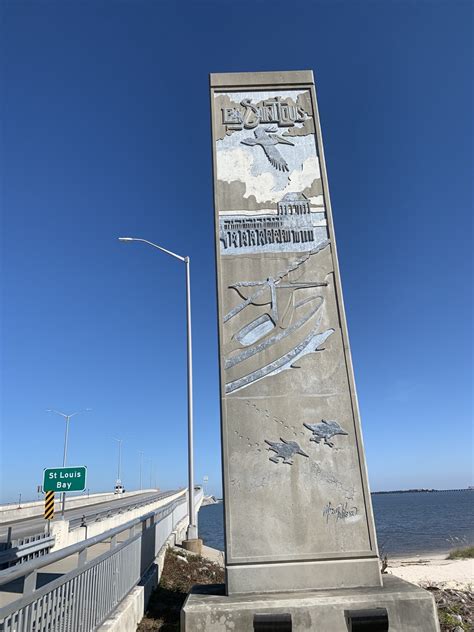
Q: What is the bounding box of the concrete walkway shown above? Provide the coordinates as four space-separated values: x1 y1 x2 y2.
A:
173 543 225 567
0 540 114 608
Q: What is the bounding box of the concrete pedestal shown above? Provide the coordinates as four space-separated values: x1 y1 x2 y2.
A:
227 556 382 595
182 538 203 555
181 575 440 631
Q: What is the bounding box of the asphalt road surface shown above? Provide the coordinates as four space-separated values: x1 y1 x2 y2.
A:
0 490 177 541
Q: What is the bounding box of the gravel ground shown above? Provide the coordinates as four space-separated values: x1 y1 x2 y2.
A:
137 547 225 631
426 585 473 632
137 549 472 631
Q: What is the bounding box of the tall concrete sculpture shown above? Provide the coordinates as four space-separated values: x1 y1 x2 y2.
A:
213 72 380 595
182 70 440 631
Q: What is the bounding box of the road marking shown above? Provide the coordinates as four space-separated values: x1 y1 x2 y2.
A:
44 491 54 520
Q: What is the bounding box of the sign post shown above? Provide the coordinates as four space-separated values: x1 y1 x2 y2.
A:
43 466 87 493
44 490 55 521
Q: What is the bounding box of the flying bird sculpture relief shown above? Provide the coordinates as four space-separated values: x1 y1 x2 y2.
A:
303 420 348 448
264 438 309 465
241 126 294 172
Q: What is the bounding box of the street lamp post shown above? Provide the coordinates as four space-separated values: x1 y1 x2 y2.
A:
138 451 144 490
118 236 197 540
114 438 123 483
46 408 91 518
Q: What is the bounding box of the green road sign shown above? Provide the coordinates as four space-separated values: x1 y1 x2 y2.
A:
43 466 87 492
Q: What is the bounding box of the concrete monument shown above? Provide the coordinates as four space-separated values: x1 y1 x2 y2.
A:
182 70 440 631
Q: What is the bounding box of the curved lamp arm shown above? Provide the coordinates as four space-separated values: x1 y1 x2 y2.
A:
118 237 186 262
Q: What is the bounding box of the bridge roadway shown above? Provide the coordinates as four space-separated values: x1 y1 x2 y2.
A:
0 488 195 617
0 490 176 541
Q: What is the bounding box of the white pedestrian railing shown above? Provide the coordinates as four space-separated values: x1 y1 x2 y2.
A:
0 487 203 632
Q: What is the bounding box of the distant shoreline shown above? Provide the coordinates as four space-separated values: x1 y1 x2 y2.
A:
372 488 472 494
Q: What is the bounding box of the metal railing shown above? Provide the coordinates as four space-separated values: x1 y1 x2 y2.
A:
0 487 203 632
0 534 55 569
0 490 182 568
68 488 180 530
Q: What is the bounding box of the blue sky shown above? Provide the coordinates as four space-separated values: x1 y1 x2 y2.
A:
1 0 472 502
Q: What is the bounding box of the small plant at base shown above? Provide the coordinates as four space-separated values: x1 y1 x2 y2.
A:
447 546 474 560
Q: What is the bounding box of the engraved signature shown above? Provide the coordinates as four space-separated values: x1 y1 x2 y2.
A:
323 501 358 523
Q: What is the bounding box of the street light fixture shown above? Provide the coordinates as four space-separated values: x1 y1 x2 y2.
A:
118 236 197 541
46 408 91 517
138 451 144 490
113 438 123 484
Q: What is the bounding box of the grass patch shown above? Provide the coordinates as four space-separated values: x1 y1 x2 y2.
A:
426 586 473 632
137 547 225 631
447 546 474 560
438 611 468 631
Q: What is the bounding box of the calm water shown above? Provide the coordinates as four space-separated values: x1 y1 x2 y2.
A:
199 491 474 557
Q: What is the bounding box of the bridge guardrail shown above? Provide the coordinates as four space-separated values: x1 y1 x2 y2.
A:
0 490 183 568
0 534 55 568
0 489 159 523
67 488 180 530
0 487 203 632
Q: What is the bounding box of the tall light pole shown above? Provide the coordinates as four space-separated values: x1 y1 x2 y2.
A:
118 236 197 540
147 458 153 489
138 451 144 490
46 408 91 518
113 438 123 485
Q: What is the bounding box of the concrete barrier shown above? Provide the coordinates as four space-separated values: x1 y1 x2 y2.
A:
0 489 157 523
50 489 191 552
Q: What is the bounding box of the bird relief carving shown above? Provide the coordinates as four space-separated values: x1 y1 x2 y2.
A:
241 126 294 172
265 438 308 465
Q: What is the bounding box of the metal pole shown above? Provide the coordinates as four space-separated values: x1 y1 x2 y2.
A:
117 238 197 538
117 440 122 481
139 452 143 490
61 415 70 518
47 409 90 517
185 257 197 540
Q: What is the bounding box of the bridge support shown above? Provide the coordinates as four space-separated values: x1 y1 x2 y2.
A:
181 537 203 555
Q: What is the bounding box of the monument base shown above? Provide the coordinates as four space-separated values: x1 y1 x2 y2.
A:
227 556 382 595
181 575 440 631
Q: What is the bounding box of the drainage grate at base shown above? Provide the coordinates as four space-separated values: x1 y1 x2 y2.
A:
254 613 292 631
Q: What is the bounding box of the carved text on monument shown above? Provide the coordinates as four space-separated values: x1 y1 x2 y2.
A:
222 97 308 131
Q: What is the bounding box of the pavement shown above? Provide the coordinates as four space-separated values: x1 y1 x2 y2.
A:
200 545 225 567
174 543 225 567
0 539 118 608
0 490 171 541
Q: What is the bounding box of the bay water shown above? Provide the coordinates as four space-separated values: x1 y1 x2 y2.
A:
198 490 474 557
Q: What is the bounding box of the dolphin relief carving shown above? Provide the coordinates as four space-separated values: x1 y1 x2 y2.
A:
224 242 334 394
225 326 334 394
